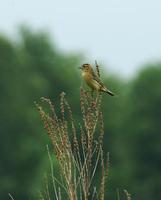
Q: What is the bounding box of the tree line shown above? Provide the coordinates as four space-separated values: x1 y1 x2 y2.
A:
0 27 161 200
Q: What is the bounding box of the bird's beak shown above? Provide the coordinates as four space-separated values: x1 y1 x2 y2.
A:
79 66 83 70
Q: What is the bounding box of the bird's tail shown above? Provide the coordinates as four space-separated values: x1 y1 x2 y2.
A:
105 90 115 96
102 88 115 96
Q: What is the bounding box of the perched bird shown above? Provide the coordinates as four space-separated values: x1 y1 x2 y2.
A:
79 63 114 96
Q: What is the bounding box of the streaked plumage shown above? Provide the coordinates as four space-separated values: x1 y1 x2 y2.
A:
80 63 114 96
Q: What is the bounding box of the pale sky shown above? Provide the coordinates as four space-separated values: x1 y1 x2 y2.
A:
1 0 161 77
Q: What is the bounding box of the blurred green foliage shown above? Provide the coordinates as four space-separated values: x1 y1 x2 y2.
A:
0 27 161 200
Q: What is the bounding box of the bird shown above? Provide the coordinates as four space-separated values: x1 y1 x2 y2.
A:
79 63 115 96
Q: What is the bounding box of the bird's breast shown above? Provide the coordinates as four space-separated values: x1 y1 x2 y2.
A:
82 72 101 91
82 72 92 82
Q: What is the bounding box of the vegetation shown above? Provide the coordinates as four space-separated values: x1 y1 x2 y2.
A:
0 27 161 200
36 89 108 200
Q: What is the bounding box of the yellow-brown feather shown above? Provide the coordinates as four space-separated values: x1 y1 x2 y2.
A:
81 63 114 96
82 71 101 91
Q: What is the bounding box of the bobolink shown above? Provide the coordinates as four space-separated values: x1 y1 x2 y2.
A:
80 63 114 96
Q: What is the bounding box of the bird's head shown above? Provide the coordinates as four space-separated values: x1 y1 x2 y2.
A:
79 63 92 72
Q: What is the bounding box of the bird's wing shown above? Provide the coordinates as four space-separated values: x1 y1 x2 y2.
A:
91 70 105 87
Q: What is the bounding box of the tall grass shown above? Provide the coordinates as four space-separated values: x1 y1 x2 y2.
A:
36 88 108 200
